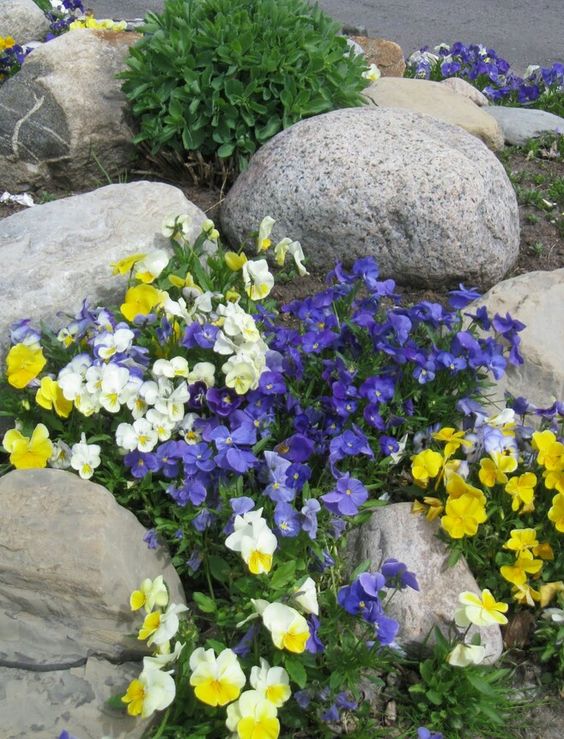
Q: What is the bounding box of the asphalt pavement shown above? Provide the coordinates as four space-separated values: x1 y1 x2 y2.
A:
86 0 563 72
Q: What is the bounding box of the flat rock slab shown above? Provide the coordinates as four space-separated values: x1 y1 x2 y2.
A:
474 268 564 410
0 181 206 357
347 502 503 662
0 0 49 45
0 657 147 739
0 468 185 667
221 107 519 289
363 76 504 150
486 106 564 145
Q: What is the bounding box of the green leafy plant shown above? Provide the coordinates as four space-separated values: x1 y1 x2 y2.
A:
120 0 368 185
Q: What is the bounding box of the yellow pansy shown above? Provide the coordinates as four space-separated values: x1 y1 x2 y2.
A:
411 449 444 487
544 468 564 494
130 576 169 613
6 343 46 389
3 424 52 469
532 429 556 466
168 272 202 293
432 427 471 457
226 690 280 739
504 473 537 512
189 647 246 707
548 492 564 533
511 582 541 607
503 528 539 553
455 589 508 627
533 541 554 560
539 581 564 608
0 36 16 51
478 451 517 487
440 493 487 539
35 376 73 418
121 284 164 322
445 473 486 505
111 252 146 275
540 440 564 472
225 251 248 271
500 550 543 586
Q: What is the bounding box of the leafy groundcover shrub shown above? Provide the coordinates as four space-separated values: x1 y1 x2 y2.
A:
120 0 368 184
1 215 546 737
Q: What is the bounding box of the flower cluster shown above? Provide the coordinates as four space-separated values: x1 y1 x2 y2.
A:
0 35 31 82
411 405 563 608
406 41 564 109
43 0 86 40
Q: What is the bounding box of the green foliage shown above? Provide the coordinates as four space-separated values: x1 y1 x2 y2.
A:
402 628 519 738
120 0 368 183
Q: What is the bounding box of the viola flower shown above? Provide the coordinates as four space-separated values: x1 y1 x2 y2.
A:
500 550 543 586
455 589 508 627
189 647 246 706
293 577 319 615
447 643 486 667
504 473 537 512
120 284 164 322
432 427 471 457
440 494 487 538
70 433 101 480
411 449 444 487
3 424 52 469
35 376 73 418
226 690 280 739
300 498 320 540
130 575 169 613
138 602 188 646
338 572 386 618
445 473 486 506
225 508 278 574
242 259 274 300
6 342 46 389
548 493 564 533
478 451 518 487
257 216 276 252
261 602 310 653
321 474 368 516
250 658 291 707
503 528 539 553
274 502 301 537
381 559 419 591
122 667 176 718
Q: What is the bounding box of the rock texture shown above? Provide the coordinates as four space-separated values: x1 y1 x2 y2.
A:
0 181 207 357
0 29 138 191
440 76 490 107
350 36 406 77
363 77 504 150
347 502 503 663
0 0 49 45
221 107 519 288
486 106 564 146
0 469 185 736
474 268 564 410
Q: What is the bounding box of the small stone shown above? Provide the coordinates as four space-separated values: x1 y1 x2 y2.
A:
363 77 504 149
350 36 405 77
473 268 564 410
0 0 49 45
486 106 564 146
347 502 504 663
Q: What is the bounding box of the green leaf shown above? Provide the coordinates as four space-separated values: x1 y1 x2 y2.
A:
217 142 236 158
270 561 297 590
207 555 231 583
193 591 217 613
465 671 499 697
105 694 126 711
284 656 307 688
426 688 443 706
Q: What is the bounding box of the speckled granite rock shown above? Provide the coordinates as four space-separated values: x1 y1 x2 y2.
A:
0 181 207 358
221 107 519 288
363 77 504 149
350 36 405 77
0 0 49 45
347 503 504 663
440 76 490 106
486 106 564 145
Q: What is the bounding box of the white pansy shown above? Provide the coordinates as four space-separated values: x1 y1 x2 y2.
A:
242 259 274 301
362 63 381 82
226 690 280 736
130 667 177 718
93 327 135 360
147 603 188 646
447 643 486 667
58 354 92 401
286 240 309 276
178 412 202 444
130 575 169 613
250 658 291 707
261 603 310 653
293 577 319 616
99 364 130 413
145 409 175 442
143 641 184 671
73 388 101 417
257 216 276 252
222 354 261 395
134 250 169 283
70 433 101 480
116 418 158 453
225 509 277 575
213 330 239 356
153 357 190 378
154 381 190 422
49 440 72 469
187 361 216 387
162 213 191 239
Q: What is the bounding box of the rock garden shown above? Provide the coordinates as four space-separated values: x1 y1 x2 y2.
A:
0 1 562 738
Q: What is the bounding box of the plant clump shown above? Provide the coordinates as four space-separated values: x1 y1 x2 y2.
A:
120 0 369 185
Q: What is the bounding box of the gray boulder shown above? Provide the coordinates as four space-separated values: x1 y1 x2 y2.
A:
0 0 49 45
0 468 186 736
347 502 503 663
0 28 138 191
0 181 207 357
474 268 564 410
221 107 520 288
486 106 564 146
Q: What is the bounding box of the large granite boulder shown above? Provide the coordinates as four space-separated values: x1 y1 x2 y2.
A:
362 77 504 150
0 181 207 357
221 107 520 288
486 106 564 146
347 502 503 663
474 268 564 410
0 0 49 45
0 468 186 737
0 29 138 191
440 77 490 107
